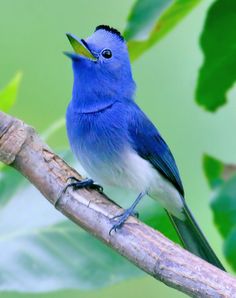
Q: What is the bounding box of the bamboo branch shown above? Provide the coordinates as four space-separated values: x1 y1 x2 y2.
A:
0 110 236 298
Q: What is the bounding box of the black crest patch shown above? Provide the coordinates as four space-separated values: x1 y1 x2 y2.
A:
95 25 124 41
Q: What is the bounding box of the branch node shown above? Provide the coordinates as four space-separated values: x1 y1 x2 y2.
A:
0 113 30 164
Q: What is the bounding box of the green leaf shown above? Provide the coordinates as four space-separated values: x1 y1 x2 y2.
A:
203 154 236 270
224 228 236 271
125 0 202 61
0 149 180 292
203 154 225 188
211 175 236 238
203 154 236 188
0 72 22 112
196 0 236 111
124 0 173 41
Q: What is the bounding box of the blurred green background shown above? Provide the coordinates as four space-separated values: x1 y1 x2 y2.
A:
1 0 235 297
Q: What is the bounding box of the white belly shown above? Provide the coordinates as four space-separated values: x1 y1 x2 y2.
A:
80 147 184 219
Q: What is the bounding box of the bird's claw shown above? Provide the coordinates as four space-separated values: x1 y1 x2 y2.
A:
109 221 123 235
66 176 79 183
89 183 103 193
63 177 103 194
109 209 139 235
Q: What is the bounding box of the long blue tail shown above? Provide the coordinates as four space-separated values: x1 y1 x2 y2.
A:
167 203 225 271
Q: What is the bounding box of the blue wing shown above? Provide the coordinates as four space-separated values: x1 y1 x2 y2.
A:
127 103 184 196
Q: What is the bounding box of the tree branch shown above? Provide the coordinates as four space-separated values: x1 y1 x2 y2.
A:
0 110 236 298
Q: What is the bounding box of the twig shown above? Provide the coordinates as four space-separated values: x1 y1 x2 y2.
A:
0 110 236 298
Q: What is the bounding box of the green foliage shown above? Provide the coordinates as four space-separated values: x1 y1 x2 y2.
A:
200 0 236 273
124 0 173 40
142 205 180 245
125 0 202 61
203 155 224 188
203 155 236 271
0 72 22 112
196 0 236 111
224 229 236 271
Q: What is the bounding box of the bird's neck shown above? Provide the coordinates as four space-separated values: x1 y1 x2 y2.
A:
70 68 136 114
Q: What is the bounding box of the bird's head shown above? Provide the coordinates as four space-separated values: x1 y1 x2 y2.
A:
65 25 135 109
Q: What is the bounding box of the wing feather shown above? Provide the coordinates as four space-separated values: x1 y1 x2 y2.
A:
127 104 184 196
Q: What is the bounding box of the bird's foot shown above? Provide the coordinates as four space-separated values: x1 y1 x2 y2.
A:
109 208 139 235
63 176 103 194
109 191 146 235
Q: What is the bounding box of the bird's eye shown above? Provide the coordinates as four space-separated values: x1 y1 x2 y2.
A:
101 49 112 59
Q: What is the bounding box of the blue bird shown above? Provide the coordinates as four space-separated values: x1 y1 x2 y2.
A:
65 25 225 270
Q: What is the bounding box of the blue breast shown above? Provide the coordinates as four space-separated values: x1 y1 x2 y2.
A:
66 100 129 176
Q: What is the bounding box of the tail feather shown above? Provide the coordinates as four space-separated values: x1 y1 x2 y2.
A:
167 203 225 271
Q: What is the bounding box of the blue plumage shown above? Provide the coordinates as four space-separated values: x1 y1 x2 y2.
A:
127 103 184 196
65 25 225 270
